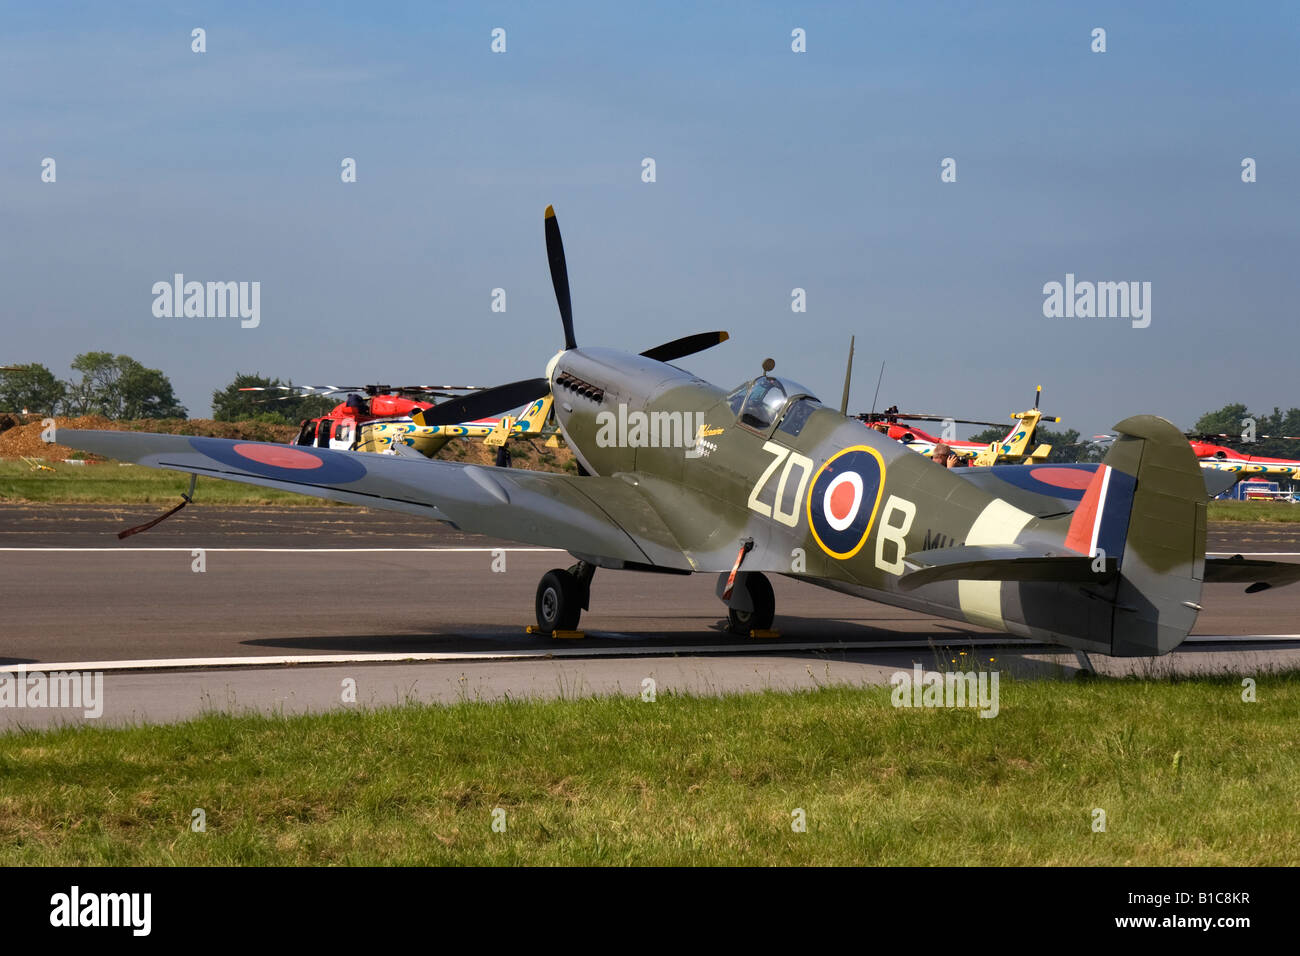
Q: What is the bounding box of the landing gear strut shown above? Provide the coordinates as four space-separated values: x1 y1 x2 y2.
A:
534 560 594 634
723 571 775 635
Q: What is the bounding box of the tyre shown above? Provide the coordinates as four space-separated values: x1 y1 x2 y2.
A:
726 572 775 634
535 568 582 633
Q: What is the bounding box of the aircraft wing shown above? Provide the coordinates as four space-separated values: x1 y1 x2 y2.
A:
56 430 694 570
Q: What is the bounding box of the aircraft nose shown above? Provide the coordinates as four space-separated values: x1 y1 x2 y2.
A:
545 349 567 385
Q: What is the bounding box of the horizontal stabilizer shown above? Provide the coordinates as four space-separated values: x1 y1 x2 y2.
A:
899 545 1117 592
1205 555 1300 592
1202 470 1240 499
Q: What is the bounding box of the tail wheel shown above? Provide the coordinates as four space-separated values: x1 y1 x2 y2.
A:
726 572 775 635
535 569 582 633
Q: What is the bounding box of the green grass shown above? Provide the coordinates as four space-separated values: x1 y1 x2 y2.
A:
0 460 348 506
1207 500 1300 522
1 675 1297 865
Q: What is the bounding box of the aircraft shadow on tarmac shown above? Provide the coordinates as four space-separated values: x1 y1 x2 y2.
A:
237 613 1300 676
239 614 1030 656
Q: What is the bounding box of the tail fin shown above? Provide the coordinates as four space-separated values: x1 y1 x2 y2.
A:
515 394 553 435
996 414 1036 459
1090 415 1206 655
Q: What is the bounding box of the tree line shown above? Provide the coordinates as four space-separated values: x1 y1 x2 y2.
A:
0 359 333 425
0 354 185 419
4 359 1298 451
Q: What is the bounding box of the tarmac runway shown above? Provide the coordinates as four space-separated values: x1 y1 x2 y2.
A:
1 505 1298 727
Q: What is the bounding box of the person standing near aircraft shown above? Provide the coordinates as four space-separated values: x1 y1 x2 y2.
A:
931 442 966 468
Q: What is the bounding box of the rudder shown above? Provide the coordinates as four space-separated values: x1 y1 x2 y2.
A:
1098 415 1206 655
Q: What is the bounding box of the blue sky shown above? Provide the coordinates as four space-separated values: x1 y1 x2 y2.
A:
3 1 1297 436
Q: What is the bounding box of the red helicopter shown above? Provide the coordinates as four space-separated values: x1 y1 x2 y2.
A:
239 383 552 465
1185 434 1300 479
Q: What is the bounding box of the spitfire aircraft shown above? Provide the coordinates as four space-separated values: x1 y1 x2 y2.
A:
57 207 1300 659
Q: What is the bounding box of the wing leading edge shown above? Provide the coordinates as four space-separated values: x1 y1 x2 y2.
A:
56 429 693 570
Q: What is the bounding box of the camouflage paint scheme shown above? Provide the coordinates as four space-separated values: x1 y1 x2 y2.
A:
549 348 1211 656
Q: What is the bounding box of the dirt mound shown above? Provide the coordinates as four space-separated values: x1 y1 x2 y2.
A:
440 436 576 474
0 415 576 474
0 416 297 461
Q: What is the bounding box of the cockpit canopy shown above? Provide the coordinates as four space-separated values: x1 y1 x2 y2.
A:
727 376 820 431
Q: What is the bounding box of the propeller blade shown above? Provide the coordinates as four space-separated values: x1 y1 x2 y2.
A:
545 205 577 350
411 378 550 427
640 331 730 363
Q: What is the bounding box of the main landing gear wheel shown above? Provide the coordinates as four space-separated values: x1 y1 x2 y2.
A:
726 572 775 635
534 561 594 634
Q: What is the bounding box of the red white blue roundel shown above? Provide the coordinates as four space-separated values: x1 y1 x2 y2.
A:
187 437 368 484
806 445 886 560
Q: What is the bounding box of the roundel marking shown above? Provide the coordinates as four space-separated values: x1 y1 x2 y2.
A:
232 443 323 470
806 445 887 560
1028 466 1095 490
188 437 368 484
823 471 863 531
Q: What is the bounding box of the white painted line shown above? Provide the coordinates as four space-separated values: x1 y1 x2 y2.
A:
5 634 1297 674
1207 552 1300 557
1187 634 1300 641
0 547 565 553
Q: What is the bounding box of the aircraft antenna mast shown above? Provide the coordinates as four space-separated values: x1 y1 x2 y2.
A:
839 335 855 415
869 360 886 418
